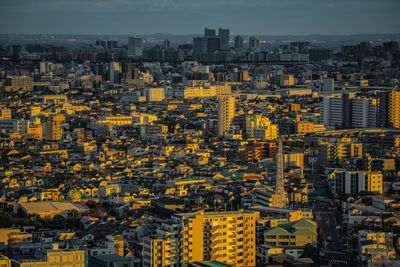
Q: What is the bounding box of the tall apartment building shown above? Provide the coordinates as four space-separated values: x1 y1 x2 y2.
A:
234 36 244 50
320 96 343 128
45 115 65 141
330 170 383 195
377 90 400 128
218 95 235 136
142 211 259 267
351 98 377 128
321 94 377 129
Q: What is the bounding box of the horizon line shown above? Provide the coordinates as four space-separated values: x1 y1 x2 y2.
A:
1 32 400 37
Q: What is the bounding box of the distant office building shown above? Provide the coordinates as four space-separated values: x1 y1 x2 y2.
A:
163 39 170 50
218 28 230 50
128 37 143 58
109 62 121 84
206 37 220 54
107 40 117 49
95 40 107 49
289 41 310 53
204 28 216 38
249 36 260 50
193 37 206 54
309 48 333 62
234 35 245 50
377 90 400 128
383 41 398 54
218 95 235 136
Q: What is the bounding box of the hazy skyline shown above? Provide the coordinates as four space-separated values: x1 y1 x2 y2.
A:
0 0 399 35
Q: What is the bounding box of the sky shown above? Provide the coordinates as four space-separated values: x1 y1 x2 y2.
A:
0 0 399 35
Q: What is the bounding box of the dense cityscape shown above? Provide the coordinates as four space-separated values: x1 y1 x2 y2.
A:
0 18 400 267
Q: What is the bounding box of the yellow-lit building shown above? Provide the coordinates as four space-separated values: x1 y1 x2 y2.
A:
182 85 231 99
28 125 43 140
388 91 400 128
264 218 317 248
330 170 383 194
43 95 68 105
280 75 295 86
14 247 85 267
0 109 11 120
218 95 235 136
0 228 32 245
143 211 259 267
246 115 278 140
145 88 165 102
0 255 10 267
45 115 65 141
378 90 400 128
318 142 362 165
295 120 326 134
284 152 304 172
98 116 133 126
143 237 176 267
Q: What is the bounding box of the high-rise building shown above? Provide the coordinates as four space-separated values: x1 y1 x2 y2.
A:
249 36 260 50
206 37 220 54
330 170 383 195
142 211 259 267
320 96 344 128
218 95 235 136
128 36 143 58
109 62 121 84
377 90 400 128
163 39 170 50
383 41 398 54
193 37 206 54
351 98 377 128
218 28 230 51
234 35 245 50
45 115 65 141
204 28 216 38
